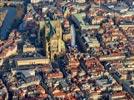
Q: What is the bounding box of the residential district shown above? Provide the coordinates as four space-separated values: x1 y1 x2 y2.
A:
0 0 134 100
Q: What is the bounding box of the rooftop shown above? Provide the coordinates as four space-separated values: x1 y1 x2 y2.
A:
73 12 100 30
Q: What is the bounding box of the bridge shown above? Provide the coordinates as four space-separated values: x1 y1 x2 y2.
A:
0 1 24 5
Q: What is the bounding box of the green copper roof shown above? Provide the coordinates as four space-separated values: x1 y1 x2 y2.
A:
74 12 86 25
73 13 100 30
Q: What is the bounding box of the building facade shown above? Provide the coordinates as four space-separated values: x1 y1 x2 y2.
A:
44 20 65 60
